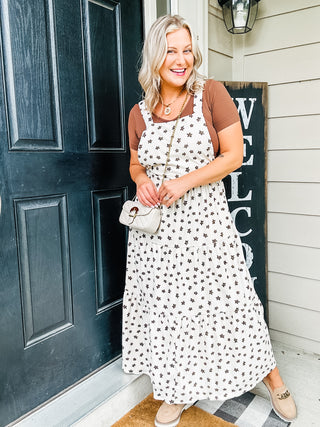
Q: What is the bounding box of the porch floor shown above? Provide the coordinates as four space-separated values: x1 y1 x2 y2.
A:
249 340 320 426
12 340 320 427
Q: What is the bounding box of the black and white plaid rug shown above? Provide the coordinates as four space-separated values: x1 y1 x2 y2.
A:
195 391 291 426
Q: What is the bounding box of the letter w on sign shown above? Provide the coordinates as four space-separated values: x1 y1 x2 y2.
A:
234 97 257 130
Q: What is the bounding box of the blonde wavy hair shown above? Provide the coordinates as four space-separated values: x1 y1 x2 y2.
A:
139 14 205 112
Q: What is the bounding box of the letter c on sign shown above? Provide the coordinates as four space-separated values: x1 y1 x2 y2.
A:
230 207 252 237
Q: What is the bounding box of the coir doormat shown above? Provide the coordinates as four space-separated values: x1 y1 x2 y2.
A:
112 393 236 427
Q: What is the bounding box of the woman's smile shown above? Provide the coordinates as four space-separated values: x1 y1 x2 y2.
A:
170 68 187 76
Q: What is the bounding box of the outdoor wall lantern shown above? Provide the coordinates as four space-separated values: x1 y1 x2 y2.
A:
218 0 261 34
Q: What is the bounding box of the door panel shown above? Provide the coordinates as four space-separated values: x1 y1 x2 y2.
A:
0 0 143 425
83 0 126 150
92 188 127 312
14 195 73 348
1 0 62 151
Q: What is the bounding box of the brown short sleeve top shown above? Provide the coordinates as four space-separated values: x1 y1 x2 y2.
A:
128 79 240 155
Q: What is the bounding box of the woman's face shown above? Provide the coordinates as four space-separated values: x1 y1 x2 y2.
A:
159 28 194 92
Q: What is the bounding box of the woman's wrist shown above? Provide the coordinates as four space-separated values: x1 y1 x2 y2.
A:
135 173 151 188
178 175 193 193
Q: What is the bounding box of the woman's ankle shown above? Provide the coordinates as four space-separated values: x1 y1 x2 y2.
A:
265 367 284 390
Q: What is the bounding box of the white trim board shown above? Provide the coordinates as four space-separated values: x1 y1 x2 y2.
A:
12 359 152 427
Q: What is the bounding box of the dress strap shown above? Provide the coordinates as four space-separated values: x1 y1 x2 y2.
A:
138 100 153 127
192 89 203 116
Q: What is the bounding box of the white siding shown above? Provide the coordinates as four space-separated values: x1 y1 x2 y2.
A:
257 0 320 18
268 213 320 248
268 116 320 151
244 8 320 54
268 150 320 182
269 302 320 343
208 50 233 80
268 243 320 281
268 81 320 118
208 1 233 80
244 44 320 85
208 0 320 353
268 272 320 312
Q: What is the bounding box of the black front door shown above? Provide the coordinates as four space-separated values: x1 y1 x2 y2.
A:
0 1 143 425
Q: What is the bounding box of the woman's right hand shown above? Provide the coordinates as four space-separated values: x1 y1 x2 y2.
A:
136 178 160 207
129 148 160 207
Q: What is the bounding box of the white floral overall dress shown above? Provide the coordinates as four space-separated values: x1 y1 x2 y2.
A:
122 90 276 404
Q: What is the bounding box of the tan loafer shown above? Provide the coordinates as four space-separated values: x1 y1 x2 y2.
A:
263 378 297 422
154 401 193 427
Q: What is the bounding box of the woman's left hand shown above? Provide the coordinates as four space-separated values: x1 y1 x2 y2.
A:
158 177 190 207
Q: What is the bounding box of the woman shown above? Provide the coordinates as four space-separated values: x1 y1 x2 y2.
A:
122 14 296 427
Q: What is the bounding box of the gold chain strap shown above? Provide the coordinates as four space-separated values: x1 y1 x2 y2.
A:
160 92 189 186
